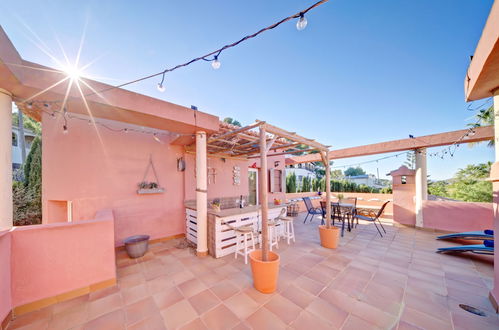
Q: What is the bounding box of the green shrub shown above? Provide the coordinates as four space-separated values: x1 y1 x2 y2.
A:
286 172 297 193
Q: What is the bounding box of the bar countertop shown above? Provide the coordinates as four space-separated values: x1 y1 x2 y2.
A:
184 201 286 218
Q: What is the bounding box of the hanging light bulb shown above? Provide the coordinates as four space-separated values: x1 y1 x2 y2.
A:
153 133 162 143
211 55 221 70
124 128 129 133
296 13 308 31
63 125 68 134
157 82 166 92
26 102 33 109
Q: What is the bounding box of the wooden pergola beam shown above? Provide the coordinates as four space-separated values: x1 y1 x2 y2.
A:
208 121 263 143
260 121 329 151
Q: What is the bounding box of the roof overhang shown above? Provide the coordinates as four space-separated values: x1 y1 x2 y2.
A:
465 1 499 101
0 26 219 136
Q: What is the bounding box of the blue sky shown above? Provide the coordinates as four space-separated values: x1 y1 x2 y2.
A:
1 0 495 180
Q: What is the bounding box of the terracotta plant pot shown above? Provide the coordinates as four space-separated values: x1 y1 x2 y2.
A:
249 250 280 294
319 225 340 249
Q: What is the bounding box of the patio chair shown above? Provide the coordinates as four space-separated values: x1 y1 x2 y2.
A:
354 201 390 237
437 230 493 241
302 197 323 223
437 240 494 255
341 197 357 230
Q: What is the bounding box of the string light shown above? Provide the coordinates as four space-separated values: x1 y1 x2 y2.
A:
296 13 308 31
157 72 166 92
211 55 221 70
62 124 68 134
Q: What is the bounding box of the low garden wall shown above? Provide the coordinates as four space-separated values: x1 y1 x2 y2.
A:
0 230 11 326
422 200 493 232
286 192 393 218
4 209 116 317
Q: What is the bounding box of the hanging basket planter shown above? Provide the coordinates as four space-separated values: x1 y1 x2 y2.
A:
137 155 165 194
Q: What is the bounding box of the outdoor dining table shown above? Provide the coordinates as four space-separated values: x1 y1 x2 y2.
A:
330 202 381 236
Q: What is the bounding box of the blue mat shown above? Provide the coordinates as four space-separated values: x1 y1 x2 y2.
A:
437 230 493 241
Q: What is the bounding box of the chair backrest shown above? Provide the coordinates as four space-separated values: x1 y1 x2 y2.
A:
376 201 390 218
319 201 327 213
302 197 314 211
343 197 357 207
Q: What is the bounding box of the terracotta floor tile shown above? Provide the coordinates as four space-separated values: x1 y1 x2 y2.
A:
351 300 399 329
200 304 240 330
127 313 166 330
342 314 379 330
87 292 123 321
118 272 146 290
264 294 302 325
146 275 175 295
48 306 87 330
223 292 259 320
318 286 357 314
188 289 221 315
160 300 198 329
245 307 287 330
82 309 126 330
125 297 159 325
243 287 275 305
122 283 149 306
400 307 453 330
153 286 184 310
397 320 425 330
293 276 326 296
451 311 499 330
289 310 333 330
305 298 348 328
178 318 208 330
178 278 207 298
210 281 240 301
52 295 89 315
280 284 315 309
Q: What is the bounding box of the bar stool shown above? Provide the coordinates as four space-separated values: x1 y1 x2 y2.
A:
233 225 256 264
262 221 279 251
279 215 295 244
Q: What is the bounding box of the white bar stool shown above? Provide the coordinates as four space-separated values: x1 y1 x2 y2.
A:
279 216 295 244
265 221 279 251
234 226 256 264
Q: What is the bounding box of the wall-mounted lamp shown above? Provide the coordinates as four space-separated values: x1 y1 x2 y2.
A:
274 161 280 168
177 157 186 172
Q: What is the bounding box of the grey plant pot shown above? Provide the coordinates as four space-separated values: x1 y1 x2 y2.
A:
124 235 150 258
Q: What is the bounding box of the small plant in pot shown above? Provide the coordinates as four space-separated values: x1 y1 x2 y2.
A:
211 198 221 212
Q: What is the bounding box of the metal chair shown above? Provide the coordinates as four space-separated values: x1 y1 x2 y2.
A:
354 201 390 237
320 200 347 236
302 197 323 223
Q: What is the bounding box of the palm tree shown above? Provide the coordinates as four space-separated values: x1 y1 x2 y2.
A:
468 105 494 148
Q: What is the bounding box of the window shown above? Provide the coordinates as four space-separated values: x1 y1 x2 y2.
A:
12 133 17 146
269 169 285 193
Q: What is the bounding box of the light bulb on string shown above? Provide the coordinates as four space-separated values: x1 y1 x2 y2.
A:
296 13 308 31
211 55 221 70
157 82 165 92
124 128 129 133
63 125 68 134
157 72 166 92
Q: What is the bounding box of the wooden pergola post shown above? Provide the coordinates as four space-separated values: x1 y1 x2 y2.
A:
322 151 331 228
259 125 270 261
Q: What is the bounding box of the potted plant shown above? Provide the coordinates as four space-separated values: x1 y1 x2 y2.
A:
318 191 340 249
211 198 221 212
273 198 282 205
137 181 165 194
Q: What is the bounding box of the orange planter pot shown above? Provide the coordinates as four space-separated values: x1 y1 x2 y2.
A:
319 225 340 249
249 250 280 294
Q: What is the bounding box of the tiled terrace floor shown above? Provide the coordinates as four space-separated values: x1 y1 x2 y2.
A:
8 213 499 330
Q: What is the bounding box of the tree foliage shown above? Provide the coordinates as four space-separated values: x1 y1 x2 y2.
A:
428 162 492 202
286 172 297 193
344 167 366 177
223 117 242 127
12 111 41 135
13 136 42 226
301 176 311 192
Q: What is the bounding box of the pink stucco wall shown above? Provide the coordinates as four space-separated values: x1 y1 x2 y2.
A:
0 230 11 323
423 200 493 232
42 113 186 246
10 210 115 307
184 154 249 201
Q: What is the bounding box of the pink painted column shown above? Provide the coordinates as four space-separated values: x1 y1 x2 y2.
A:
0 88 12 230
489 88 499 311
195 131 208 256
